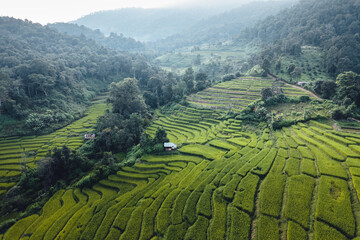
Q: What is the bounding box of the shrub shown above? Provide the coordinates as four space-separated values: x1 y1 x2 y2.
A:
316 176 355 238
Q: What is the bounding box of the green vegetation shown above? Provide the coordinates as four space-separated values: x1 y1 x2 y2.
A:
285 175 315 229
257 214 279 240
2 2 360 237
316 176 355 238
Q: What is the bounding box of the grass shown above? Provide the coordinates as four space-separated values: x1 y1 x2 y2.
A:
285 174 315 229
284 158 300 177
316 176 355 238
259 172 286 217
228 207 251 240
233 173 260 214
179 144 225 160
301 158 317 177
287 221 308 240
308 145 348 179
257 214 279 240
209 188 227 239
184 215 209 240
197 184 214 218
183 191 202 224
252 148 278 176
314 220 347 240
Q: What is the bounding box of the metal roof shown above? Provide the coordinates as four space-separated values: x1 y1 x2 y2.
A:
164 142 177 148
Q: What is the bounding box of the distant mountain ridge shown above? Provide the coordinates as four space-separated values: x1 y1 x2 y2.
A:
152 0 295 50
73 8 220 42
48 23 145 51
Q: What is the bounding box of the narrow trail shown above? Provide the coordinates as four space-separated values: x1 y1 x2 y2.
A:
268 74 323 101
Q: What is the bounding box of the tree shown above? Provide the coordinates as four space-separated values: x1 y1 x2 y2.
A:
183 67 194 93
195 72 208 91
261 56 271 73
320 80 337 99
261 87 273 101
337 71 360 106
153 127 169 144
108 78 147 117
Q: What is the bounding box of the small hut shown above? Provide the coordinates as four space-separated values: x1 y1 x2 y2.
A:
164 142 177 152
84 133 95 140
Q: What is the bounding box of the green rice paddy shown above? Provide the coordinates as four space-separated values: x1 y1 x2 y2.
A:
3 78 360 239
187 76 314 111
0 102 109 195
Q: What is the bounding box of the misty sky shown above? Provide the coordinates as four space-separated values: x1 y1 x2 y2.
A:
1 0 257 25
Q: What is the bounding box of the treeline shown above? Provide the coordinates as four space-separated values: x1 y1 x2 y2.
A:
240 0 360 76
0 17 199 134
152 1 294 51
49 23 145 51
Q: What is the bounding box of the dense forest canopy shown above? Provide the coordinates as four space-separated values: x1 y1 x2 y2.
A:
48 23 145 52
152 0 295 51
241 0 360 76
0 17 178 134
0 17 131 121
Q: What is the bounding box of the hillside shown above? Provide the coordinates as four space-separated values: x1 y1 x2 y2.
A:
240 0 360 76
2 77 360 239
152 0 295 51
48 23 145 51
0 17 167 136
73 8 220 42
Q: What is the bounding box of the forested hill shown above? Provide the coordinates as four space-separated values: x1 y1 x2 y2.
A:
73 8 220 42
152 0 295 51
48 23 145 51
240 0 360 76
0 17 159 134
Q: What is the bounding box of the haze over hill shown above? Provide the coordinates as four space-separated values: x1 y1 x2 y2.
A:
73 0 296 42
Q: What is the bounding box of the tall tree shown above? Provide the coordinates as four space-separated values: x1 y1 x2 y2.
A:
183 67 194 93
108 78 147 117
337 71 360 106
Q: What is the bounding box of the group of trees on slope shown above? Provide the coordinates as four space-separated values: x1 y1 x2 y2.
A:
49 23 145 52
0 17 212 134
241 0 360 76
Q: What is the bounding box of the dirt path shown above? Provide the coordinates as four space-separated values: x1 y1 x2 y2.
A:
268 74 323 100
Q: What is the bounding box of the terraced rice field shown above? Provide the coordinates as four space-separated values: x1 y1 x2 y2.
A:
0 102 109 196
188 77 314 111
4 98 360 239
